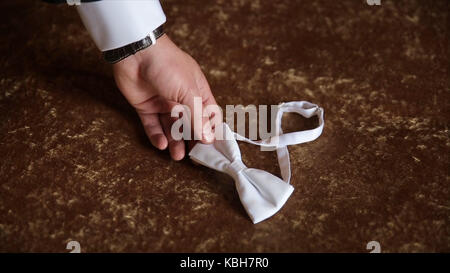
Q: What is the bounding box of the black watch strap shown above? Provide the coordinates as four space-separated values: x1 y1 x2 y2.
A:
103 25 165 64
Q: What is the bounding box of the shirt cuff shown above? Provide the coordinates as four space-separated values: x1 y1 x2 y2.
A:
76 0 166 52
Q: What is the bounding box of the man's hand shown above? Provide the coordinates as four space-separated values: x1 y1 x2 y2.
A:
113 34 217 160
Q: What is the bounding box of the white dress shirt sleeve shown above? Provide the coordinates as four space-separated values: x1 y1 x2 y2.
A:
76 0 166 51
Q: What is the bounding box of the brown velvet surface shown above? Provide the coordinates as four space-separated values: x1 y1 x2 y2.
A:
0 0 448 252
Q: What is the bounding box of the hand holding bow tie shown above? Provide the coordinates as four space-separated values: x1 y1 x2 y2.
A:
189 101 325 223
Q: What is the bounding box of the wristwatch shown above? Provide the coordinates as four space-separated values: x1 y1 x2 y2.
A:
103 24 165 64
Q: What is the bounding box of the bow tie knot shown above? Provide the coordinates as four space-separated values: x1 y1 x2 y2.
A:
225 160 246 177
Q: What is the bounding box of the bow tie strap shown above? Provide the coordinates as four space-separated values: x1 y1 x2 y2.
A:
233 101 324 148
232 101 325 184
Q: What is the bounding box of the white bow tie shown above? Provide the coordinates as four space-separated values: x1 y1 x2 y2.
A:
189 101 325 223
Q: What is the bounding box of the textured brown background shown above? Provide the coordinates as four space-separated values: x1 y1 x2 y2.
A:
0 0 448 252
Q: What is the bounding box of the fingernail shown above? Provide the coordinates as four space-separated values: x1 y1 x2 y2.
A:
203 131 214 143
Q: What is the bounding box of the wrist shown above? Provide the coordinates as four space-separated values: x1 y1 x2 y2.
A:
133 34 178 73
104 24 165 64
111 33 171 84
